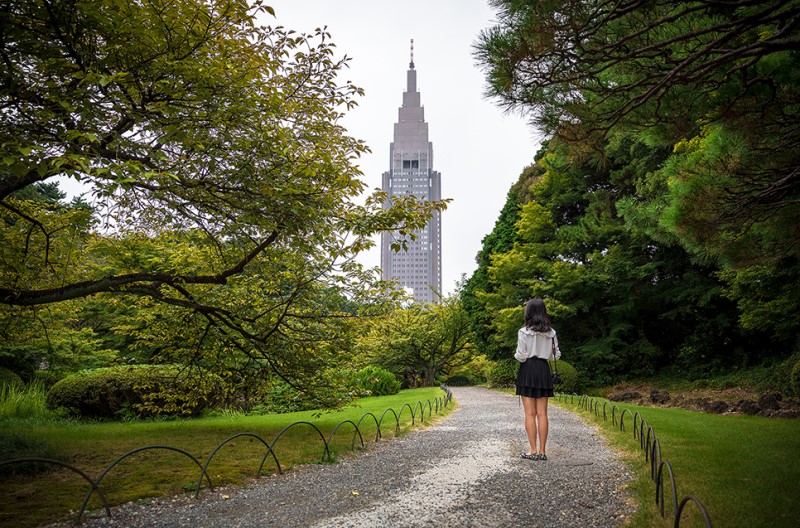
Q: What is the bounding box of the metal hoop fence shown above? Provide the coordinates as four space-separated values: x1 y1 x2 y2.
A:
557 392 713 528
0 386 453 525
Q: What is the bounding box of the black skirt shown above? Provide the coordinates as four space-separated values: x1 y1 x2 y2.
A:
515 357 554 398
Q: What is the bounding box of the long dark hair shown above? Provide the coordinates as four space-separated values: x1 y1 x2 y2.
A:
524 298 551 332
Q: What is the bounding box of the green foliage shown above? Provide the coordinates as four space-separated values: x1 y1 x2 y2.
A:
0 367 24 389
260 381 321 414
1 0 447 404
0 379 52 420
461 189 525 359
448 354 492 385
468 0 800 384
354 366 401 396
46 366 223 418
31 369 66 390
487 359 518 387
359 293 474 387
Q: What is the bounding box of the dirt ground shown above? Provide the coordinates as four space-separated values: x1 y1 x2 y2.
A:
604 383 800 418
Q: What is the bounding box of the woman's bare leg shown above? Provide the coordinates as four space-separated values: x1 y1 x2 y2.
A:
521 396 538 454
534 397 549 455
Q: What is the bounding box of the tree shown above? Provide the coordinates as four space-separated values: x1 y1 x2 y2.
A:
464 132 757 384
360 293 474 387
476 0 800 269
0 0 446 400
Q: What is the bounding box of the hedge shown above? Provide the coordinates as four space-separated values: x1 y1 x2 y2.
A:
46 365 223 418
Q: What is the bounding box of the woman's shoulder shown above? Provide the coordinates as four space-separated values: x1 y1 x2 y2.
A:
519 326 555 337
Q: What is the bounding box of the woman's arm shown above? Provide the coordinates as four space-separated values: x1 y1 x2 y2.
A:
553 333 561 360
514 330 527 362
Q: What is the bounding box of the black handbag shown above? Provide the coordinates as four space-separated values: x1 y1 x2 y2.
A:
551 337 562 386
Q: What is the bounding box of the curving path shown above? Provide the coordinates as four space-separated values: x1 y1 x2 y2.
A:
78 387 633 527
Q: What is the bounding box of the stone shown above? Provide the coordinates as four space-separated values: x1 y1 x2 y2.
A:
702 400 729 414
734 399 760 415
608 391 641 402
649 389 671 404
757 393 782 411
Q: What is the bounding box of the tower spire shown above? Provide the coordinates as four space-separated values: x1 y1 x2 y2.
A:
409 38 415 69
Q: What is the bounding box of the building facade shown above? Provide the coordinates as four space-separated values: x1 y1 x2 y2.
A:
380 43 442 304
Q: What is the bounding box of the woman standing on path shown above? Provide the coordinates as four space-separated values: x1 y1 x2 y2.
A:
515 298 561 461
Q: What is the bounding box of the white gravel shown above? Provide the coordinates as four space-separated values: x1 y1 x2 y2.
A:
73 387 634 527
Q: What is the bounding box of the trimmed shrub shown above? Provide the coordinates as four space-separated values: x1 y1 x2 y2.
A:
354 366 401 396
488 359 519 387
548 360 580 394
31 369 66 390
0 367 24 389
46 365 223 418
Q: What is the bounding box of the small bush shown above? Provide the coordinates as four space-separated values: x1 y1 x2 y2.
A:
46 365 223 419
549 360 580 394
488 359 519 387
354 366 401 396
31 369 66 390
0 367 24 389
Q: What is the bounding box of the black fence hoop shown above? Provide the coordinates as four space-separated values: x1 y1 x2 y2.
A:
326 420 365 455
356 412 382 442
80 445 209 522
675 495 713 528
197 432 273 498
656 459 679 519
555 392 712 528
0 458 112 519
1 387 453 526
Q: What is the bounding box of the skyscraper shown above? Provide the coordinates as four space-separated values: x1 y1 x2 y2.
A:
380 41 442 304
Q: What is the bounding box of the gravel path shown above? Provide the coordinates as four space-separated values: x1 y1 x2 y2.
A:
79 387 633 527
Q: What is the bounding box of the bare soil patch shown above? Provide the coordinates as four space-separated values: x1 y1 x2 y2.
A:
605 384 800 418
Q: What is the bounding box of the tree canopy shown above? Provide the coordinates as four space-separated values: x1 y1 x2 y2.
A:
1 0 445 399
476 0 800 268
467 0 800 383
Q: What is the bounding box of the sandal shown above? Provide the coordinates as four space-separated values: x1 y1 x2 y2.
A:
521 453 538 460
538 454 547 461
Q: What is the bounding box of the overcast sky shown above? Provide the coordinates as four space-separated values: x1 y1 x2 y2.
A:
267 1 542 294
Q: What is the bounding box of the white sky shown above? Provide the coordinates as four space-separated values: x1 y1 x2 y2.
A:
267 1 541 294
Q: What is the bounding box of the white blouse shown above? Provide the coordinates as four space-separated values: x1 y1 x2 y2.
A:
514 327 561 362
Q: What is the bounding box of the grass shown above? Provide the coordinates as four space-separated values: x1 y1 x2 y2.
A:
0 381 54 420
0 387 453 527
555 395 800 527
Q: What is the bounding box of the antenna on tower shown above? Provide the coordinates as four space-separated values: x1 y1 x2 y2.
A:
410 39 415 69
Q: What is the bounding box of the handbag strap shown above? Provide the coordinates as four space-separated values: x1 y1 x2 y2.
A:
551 335 559 374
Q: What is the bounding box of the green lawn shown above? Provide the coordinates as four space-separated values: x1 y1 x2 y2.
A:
0 387 453 527
556 396 800 527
